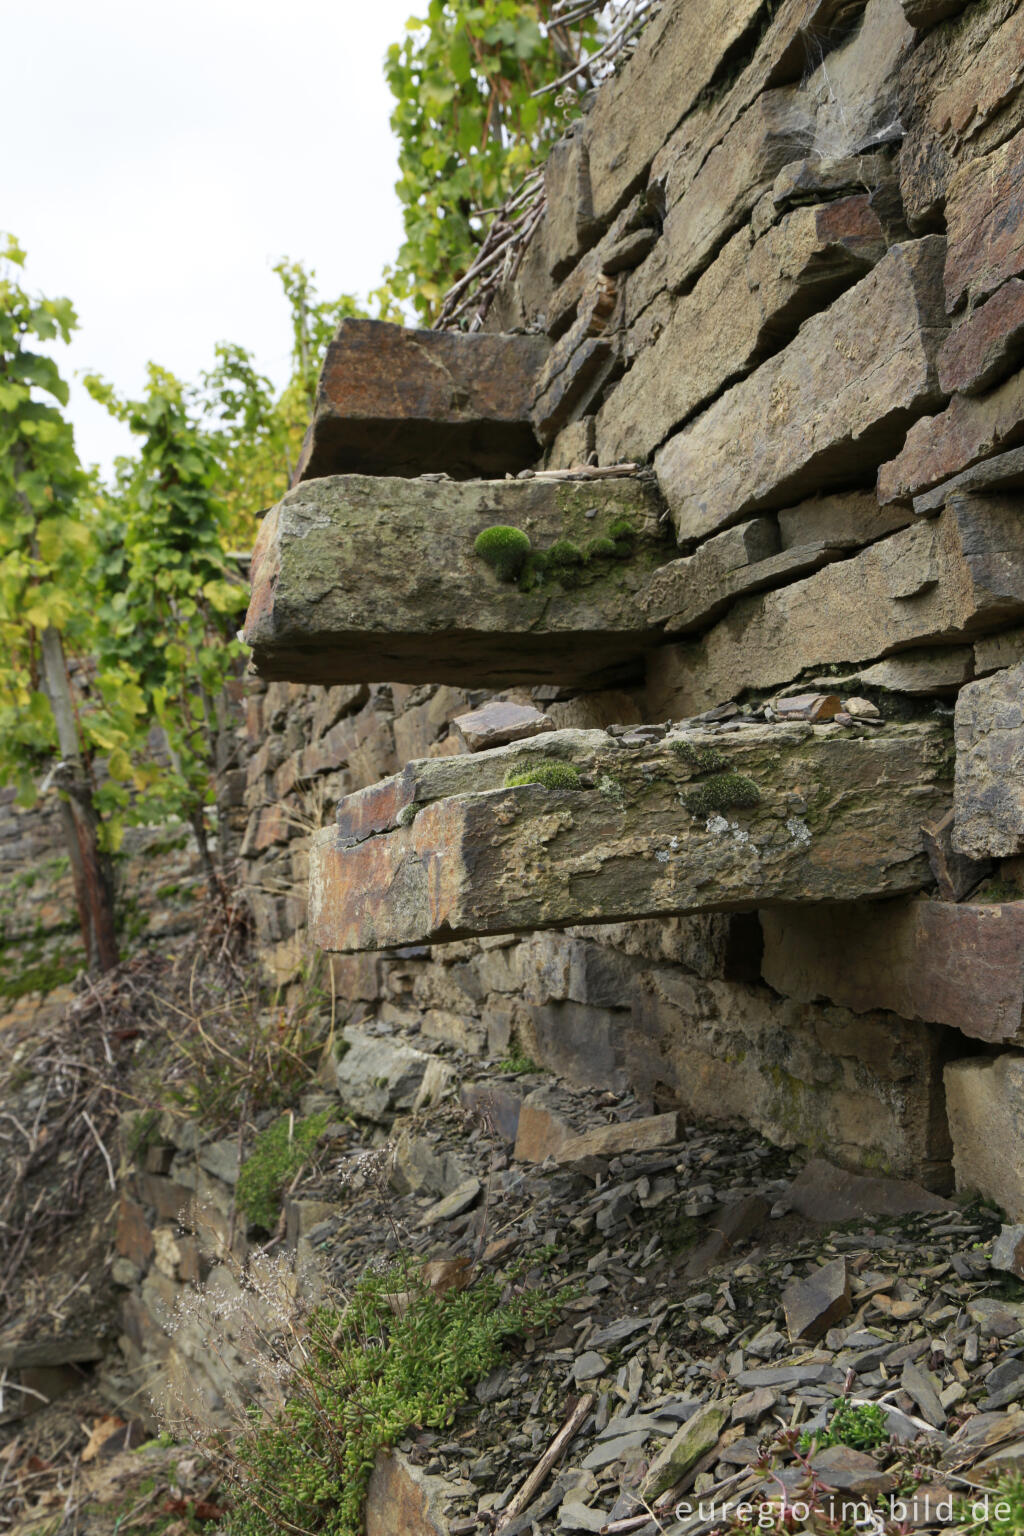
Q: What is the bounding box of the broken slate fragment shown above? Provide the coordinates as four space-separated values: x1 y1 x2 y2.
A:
452 701 555 753
783 1256 851 1341
992 1225 1024 1283
416 1177 481 1228
640 1402 729 1501
573 1351 609 1383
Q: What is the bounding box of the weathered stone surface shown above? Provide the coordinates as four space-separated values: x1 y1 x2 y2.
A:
879 367 1024 505
294 320 546 482
245 474 671 688
992 1224 1024 1283
841 648 974 695
939 281 1024 398
533 336 615 445
662 89 812 297
945 126 1024 314
777 490 912 549
783 1256 851 1340
912 443 1024 516
901 0 965 25
954 661 1024 859
921 807 994 900
649 538 851 636
601 196 886 462
946 1054 1024 1219
365 1449 456 1536
976 624 1024 676
655 238 948 542
761 899 1024 1043
545 129 600 280
784 1158 951 1221
333 1026 432 1120
583 0 766 225
684 1194 770 1279
640 518 780 629
309 723 951 952
647 496 1024 716
452 701 554 753
755 153 898 237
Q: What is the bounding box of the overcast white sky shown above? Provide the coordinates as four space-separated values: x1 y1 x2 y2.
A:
6 0 412 473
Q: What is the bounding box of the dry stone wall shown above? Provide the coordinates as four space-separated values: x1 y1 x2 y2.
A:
239 0 1024 1212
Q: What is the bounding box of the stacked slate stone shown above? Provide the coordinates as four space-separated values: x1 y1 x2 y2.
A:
240 0 1024 1221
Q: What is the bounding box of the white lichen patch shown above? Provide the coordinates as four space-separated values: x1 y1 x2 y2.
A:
786 816 812 845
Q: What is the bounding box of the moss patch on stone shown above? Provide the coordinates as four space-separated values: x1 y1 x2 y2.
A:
684 772 761 818
474 516 640 593
670 740 730 775
473 525 532 582
504 761 583 791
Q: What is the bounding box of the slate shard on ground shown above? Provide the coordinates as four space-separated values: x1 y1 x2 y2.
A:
782 1256 851 1341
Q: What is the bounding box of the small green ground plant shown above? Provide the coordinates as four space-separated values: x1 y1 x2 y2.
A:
958 1473 1024 1536
798 1398 888 1454
220 1260 565 1536
236 1110 331 1230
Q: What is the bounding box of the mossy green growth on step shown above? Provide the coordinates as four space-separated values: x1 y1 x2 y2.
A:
683 772 760 818
474 516 640 594
504 760 582 790
670 740 730 775
473 525 532 581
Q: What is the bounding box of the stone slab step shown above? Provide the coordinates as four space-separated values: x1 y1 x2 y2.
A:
244 473 672 688
294 319 548 482
309 722 952 952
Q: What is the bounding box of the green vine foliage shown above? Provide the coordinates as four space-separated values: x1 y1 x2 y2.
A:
0 237 109 800
84 366 249 849
385 1 601 321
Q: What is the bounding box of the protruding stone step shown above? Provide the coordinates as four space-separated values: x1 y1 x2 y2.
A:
245 473 671 688
294 320 549 482
309 722 952 952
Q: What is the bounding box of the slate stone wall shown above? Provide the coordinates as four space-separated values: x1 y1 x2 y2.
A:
238 0 1024 1203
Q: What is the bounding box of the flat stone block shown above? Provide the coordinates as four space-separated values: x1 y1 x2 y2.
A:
954 660 1024 859
761 899 1024 1043
879 367 1024 505
601 195 886 463
583 0 765 225
244 473 671 688
647 495 1024 717
295 320 547 481
655 238 948 542
945 124 1024 314
946 1054 1024 1220
309 723 952 951
938 280 1024 398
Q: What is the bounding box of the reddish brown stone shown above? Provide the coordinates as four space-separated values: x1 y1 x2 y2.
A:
761 899 1024 1043
878 367 1024 504
945 125 1024 314
335 775 415 841
939 280 1024 397
115 1195 154 1269
295 320 548 482
365 1449 455 1536
134 1174 193 1224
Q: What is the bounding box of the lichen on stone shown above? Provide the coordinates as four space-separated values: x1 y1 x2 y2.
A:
473 525 532 582
504 761 582 790
684 772 761 818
